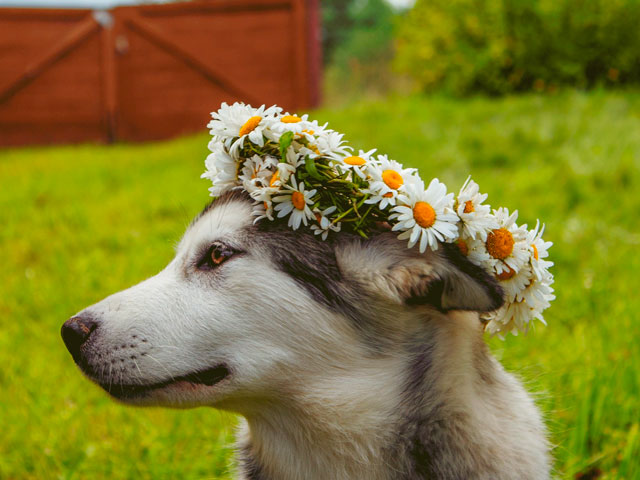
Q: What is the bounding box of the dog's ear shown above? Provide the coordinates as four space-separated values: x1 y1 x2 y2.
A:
338 234 503 313
405 242 504 312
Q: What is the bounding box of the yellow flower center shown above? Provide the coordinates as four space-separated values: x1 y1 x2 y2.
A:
291 191 306 210
239 116 261 136
486 228 514 260
344 156 366 166
383 192 394 198
263 201 269 210
532 244 539 260
463 200 475 213
413 201 436 228
456 238 469 256
269 171 280 187
496 266 516 281
310 145 320 154
302 129 315 135
281 115 302 123
382 170 403 190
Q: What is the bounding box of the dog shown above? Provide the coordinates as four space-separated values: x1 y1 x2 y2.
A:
61 189 550 479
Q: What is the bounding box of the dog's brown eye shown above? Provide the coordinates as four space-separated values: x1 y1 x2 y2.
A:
198 243 235 270
211 245 230 266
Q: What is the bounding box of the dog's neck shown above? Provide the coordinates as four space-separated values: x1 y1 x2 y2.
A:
232 310 543 480
235 352 406 480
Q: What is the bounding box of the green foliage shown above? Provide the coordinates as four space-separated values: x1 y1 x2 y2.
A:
321 0 395 66
395 0 640 95
278 130 294 159
233 130 386 238
321 0 401 102
1 91 639 478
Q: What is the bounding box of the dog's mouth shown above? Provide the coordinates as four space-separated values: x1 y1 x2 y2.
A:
99 364 231 400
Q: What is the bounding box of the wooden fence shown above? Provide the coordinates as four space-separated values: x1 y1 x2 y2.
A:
0 0 321 146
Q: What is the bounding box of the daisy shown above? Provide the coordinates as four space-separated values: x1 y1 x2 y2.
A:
266 160 299 190
453 236 472 257
269 113 314 137
300 119 330 140
496 262 534 300
310 206 341 240
263 147 300 190
272 176 317 230
251 197 275 223
489 292 550 339
460 234 493 269
484 301 537 338
298 145 322 160
248 177 282 219
485 274 553 337
238 155 278 193
456 176 499 241
208 103 280 148
526 220 554 281
279 119 330 145
283 143 306 167
517 269 555 312
390 178 458 253
484 207 530 275
315 130 352 159
364 155 419 209
203 142 236 178
201 144 239 197
333 149 376 180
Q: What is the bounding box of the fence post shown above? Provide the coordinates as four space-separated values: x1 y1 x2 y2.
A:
96 10 117 143
306 0 322 107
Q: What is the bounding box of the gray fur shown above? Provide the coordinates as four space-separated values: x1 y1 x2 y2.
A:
62 191 551 480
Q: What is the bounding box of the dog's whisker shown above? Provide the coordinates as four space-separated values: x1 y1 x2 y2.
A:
132 359 144 379
107 362 113 393
143 353 177 382
100 360 107 384
151 344 182 351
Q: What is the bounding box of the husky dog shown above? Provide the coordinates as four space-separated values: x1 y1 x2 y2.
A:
62 190 550 479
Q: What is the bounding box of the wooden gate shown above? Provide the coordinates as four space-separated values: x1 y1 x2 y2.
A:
0 0 321 147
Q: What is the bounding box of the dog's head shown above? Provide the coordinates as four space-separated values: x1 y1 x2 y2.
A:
61 190 503 410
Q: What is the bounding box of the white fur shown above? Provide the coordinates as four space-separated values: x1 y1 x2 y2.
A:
71 195 551 479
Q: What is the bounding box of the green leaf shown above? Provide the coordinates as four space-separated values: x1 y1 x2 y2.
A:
279 132 294 161
304 155 323 180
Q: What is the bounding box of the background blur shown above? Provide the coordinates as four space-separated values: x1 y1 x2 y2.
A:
1 0 639 478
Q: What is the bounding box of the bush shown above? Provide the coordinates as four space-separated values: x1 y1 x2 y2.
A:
321 0 401 103
321 0 395 66
394 0 640 95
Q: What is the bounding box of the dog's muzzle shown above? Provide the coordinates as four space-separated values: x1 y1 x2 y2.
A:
61 312 231 400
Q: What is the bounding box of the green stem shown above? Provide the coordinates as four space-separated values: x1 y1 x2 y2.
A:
332 206 354 224
354 204 374 229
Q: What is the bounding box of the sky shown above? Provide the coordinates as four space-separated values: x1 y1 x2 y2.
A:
1 0 415 9
386 0 415 8
0 0 159 6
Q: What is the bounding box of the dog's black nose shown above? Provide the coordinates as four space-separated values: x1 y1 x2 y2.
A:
61 314 99 363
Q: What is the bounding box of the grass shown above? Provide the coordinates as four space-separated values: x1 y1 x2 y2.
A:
1 90 639 479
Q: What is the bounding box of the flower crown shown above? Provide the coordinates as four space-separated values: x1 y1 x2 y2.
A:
202 103 555 337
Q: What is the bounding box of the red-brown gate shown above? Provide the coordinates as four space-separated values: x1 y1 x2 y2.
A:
0 0 321 147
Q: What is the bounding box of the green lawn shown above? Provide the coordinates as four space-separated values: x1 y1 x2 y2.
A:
1 91 639 479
